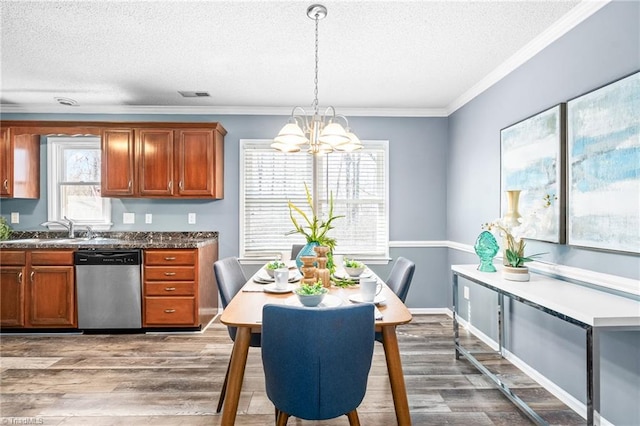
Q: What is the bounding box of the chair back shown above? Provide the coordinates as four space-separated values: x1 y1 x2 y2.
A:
386 257 415 302
290 244 305 260
261 304 375 421
213 257 246 308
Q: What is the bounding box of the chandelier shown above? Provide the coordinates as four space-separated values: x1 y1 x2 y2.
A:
272 4 362 155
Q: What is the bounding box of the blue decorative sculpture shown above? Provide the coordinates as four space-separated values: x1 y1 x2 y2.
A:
474 231 499 272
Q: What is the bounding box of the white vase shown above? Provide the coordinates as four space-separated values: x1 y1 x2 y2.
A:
503 266 530 282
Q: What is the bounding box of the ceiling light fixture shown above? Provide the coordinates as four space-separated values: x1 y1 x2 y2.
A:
272 4 362 155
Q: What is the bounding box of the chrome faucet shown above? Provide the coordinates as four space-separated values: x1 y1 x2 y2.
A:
41 216 76 238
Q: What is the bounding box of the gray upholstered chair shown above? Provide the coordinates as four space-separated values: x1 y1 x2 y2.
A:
290 244 305 260
376 256 415 343
386 256 415 303
213 257 261 413
261 304 375 425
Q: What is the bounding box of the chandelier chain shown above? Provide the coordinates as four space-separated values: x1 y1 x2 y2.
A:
312 11 320 114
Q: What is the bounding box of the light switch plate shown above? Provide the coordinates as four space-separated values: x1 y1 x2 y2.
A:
10 212 19 224
123 212 135 224
188 213 196 224
463 286 470 300
145 214 153 224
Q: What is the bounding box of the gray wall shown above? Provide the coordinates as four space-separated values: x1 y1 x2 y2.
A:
447 1 640 424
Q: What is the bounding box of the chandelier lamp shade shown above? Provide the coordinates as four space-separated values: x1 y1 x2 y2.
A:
272 4 363 155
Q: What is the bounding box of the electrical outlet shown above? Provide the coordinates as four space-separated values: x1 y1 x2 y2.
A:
145 214 153 224
10 212 19 224
123 212 135 224
188 213 196 224
463 286 470 300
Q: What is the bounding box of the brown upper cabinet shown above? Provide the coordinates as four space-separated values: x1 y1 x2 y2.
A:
1 121 226 200
0 127 40 199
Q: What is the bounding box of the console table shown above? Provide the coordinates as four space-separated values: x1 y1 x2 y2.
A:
451 264 640 426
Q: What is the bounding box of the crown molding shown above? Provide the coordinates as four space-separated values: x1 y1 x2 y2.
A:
0 104 448 118
446 0 611 115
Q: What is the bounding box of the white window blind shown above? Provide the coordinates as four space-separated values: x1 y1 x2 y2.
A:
240 139 389 260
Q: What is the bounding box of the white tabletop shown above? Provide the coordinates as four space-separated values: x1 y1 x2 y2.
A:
452 264 640 328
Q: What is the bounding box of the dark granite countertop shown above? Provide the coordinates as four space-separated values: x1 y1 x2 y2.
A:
0 231 218 250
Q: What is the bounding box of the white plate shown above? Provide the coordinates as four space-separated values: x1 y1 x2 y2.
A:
285 294 343 308
263 283 297 294
348 294 386 305
255 272 301 284
334 270 372 280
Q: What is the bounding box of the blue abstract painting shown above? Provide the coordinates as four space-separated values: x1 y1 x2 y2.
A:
567 71 639 253
501 104 564 243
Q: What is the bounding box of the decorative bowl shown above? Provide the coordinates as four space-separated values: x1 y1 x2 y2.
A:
344 266 365 277
295 287 328 307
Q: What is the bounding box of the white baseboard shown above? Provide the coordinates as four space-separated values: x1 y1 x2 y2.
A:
408 307 452 316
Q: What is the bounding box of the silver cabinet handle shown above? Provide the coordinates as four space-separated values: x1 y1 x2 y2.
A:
128 180 132 190
164 256 176 261
18 272 22 283
164 272 176 276
179 181 184 190
30 271 35 282
3 179 8 190
168 181 173 191
164 287 176 291
164 309 176 313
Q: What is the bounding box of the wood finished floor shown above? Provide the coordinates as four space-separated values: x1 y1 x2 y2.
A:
0 314 585 425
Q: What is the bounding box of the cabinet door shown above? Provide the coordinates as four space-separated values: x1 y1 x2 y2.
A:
12 134 40 199
175 129 215 197
0 266 26 327
102 129 135 197
27 265 76 327
138 129 174 196
0 128 10 197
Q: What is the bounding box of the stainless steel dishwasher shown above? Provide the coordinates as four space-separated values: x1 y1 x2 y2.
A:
74 250 142 329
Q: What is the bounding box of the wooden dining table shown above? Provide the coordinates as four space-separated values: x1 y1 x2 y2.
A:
219 267 413 425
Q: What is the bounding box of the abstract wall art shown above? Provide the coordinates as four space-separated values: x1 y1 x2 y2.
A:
501 104 565 243
566 71 639 253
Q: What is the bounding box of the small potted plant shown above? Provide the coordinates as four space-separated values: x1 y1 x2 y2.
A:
264 259 287 278
483 218 545 281
343 257 365 277
0 217 12 241
294 282 328 307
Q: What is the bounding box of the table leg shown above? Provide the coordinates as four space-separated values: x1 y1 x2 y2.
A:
381 325 412 426
221 326 251 426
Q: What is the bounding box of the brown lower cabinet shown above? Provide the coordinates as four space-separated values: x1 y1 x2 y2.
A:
142 245 218 328
0 250 76 328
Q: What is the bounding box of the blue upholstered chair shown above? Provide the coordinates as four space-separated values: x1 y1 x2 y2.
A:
376 257 415 343
213 257 261 413
261 304 375 425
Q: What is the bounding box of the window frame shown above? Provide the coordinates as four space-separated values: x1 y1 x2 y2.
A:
240 139 389 263
46 136 112 231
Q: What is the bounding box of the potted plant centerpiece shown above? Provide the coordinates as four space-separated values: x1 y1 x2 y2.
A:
294 281 328 307
288 183 343 271
483 217 545 281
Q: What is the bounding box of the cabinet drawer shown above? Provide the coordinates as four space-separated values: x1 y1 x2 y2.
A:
145 250 196 266
31 250 74 265
144 266 195 281
144 297 196 326
145 281 195 296
0 250 26 265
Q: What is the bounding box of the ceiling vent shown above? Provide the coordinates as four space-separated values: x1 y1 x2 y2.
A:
178 91 211 98
54 97 78 106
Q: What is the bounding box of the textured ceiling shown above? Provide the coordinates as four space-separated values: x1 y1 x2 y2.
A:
0 0 601 116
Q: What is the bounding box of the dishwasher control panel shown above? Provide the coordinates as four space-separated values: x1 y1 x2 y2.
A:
74 250 141 266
